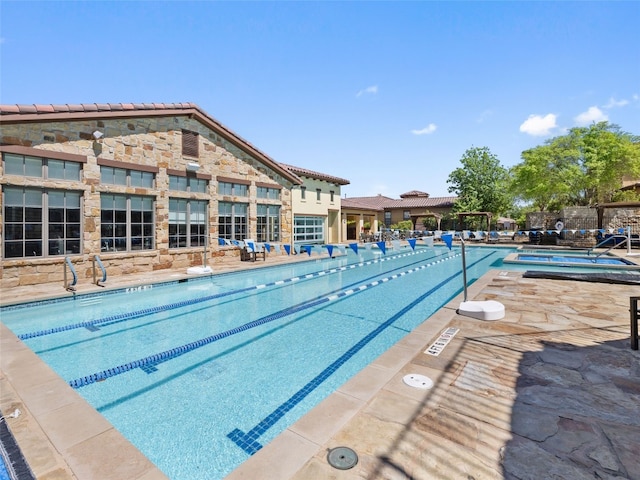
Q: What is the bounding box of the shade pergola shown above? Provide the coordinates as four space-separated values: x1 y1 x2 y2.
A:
410 212 442 230
457 212 493 231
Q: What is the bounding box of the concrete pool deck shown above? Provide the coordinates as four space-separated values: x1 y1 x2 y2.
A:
1 249 639 479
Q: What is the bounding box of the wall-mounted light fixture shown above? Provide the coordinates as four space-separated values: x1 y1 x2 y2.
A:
92 130 104 140
186 162 200 172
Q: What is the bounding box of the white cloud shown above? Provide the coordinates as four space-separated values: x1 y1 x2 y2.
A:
603 97 628 109
411 123 437 135
519 114 557 136
356 85 378 97
574 106 608 126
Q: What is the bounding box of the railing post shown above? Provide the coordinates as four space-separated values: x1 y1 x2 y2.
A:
631 296 639 351
64 257 77 291
93 255 107 286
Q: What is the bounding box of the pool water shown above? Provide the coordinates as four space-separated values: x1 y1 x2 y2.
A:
511 251 639 269
1 244 628 480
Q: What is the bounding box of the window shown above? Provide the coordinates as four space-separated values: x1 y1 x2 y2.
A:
294 216 324 244
330 190 335 203
100 194 154 252
218 202 247 240
257 204 280 242
101 166 154 188
3 153 81 180
316 189 321 201
219 181 248 197
169 175 208 193
3 187 81 258
257 186 280 200
300 186 306 200
182 130 199 157
169 199 207 248
403 210 411 220
384 211 392 226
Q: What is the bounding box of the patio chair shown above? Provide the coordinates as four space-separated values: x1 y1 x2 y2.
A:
243 239 266 261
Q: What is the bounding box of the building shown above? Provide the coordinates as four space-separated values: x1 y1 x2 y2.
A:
0 102 305 288
341 191 457 241
280 163 349 246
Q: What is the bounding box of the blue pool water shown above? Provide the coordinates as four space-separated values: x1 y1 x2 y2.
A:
517 253 635 266
3 244 626 479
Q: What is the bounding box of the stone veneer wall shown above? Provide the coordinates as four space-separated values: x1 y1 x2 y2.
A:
0 115 294 288
526 206 640 247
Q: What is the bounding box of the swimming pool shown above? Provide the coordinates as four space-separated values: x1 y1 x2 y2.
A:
0 244 619 479
504 250 640 270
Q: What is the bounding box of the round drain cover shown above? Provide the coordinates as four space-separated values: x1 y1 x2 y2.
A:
403 373 434 389
327 446 358 470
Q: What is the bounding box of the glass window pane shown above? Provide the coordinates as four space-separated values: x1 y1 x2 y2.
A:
66 240 81 254
4 153 24 175
25 207 42 222
5 242 24 258
48 159 65 179
25 156 42 177
5 225 23 240
5 187 23 205
66 209 81 222
25 190 42 206
101 166 114 184
114 168 127 185
49 191 65 208
66 162 81 181
25 241 42 256
5 206 23 222
49 208 64 222
114 195 127 209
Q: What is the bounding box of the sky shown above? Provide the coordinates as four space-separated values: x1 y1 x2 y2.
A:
1 1 639 199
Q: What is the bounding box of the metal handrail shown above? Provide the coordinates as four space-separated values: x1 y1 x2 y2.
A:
64 257 77 291
591 236 628 259
93 255 107 286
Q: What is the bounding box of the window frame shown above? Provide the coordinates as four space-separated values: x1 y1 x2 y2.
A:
100 165 155 188
168 198 208 248
3 152 82 181
100 194 155 252
217 201 248 241
3 186 82 259
257 204 281 242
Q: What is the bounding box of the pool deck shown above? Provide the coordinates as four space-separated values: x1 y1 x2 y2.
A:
1 248 639 479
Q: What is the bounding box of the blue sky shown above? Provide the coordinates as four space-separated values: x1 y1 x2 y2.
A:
1 1 638 198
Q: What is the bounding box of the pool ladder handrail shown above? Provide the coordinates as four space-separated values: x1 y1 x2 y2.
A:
589 235 629 259
92 255 107 286
64 257 77 291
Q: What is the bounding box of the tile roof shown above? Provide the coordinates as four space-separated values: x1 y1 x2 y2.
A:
383 196 457 209
341 195 394 210
0 102 302 185
279 163 350 186
342 194 456 210
400 190 430 198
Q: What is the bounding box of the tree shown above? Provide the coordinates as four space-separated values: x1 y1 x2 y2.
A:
510 122 640 210
447 146 512 216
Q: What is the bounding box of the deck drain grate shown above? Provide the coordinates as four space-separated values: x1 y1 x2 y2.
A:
327 446 358 470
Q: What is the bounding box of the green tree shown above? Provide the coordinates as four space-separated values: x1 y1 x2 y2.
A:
447 146 512 215
510 122 640 210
